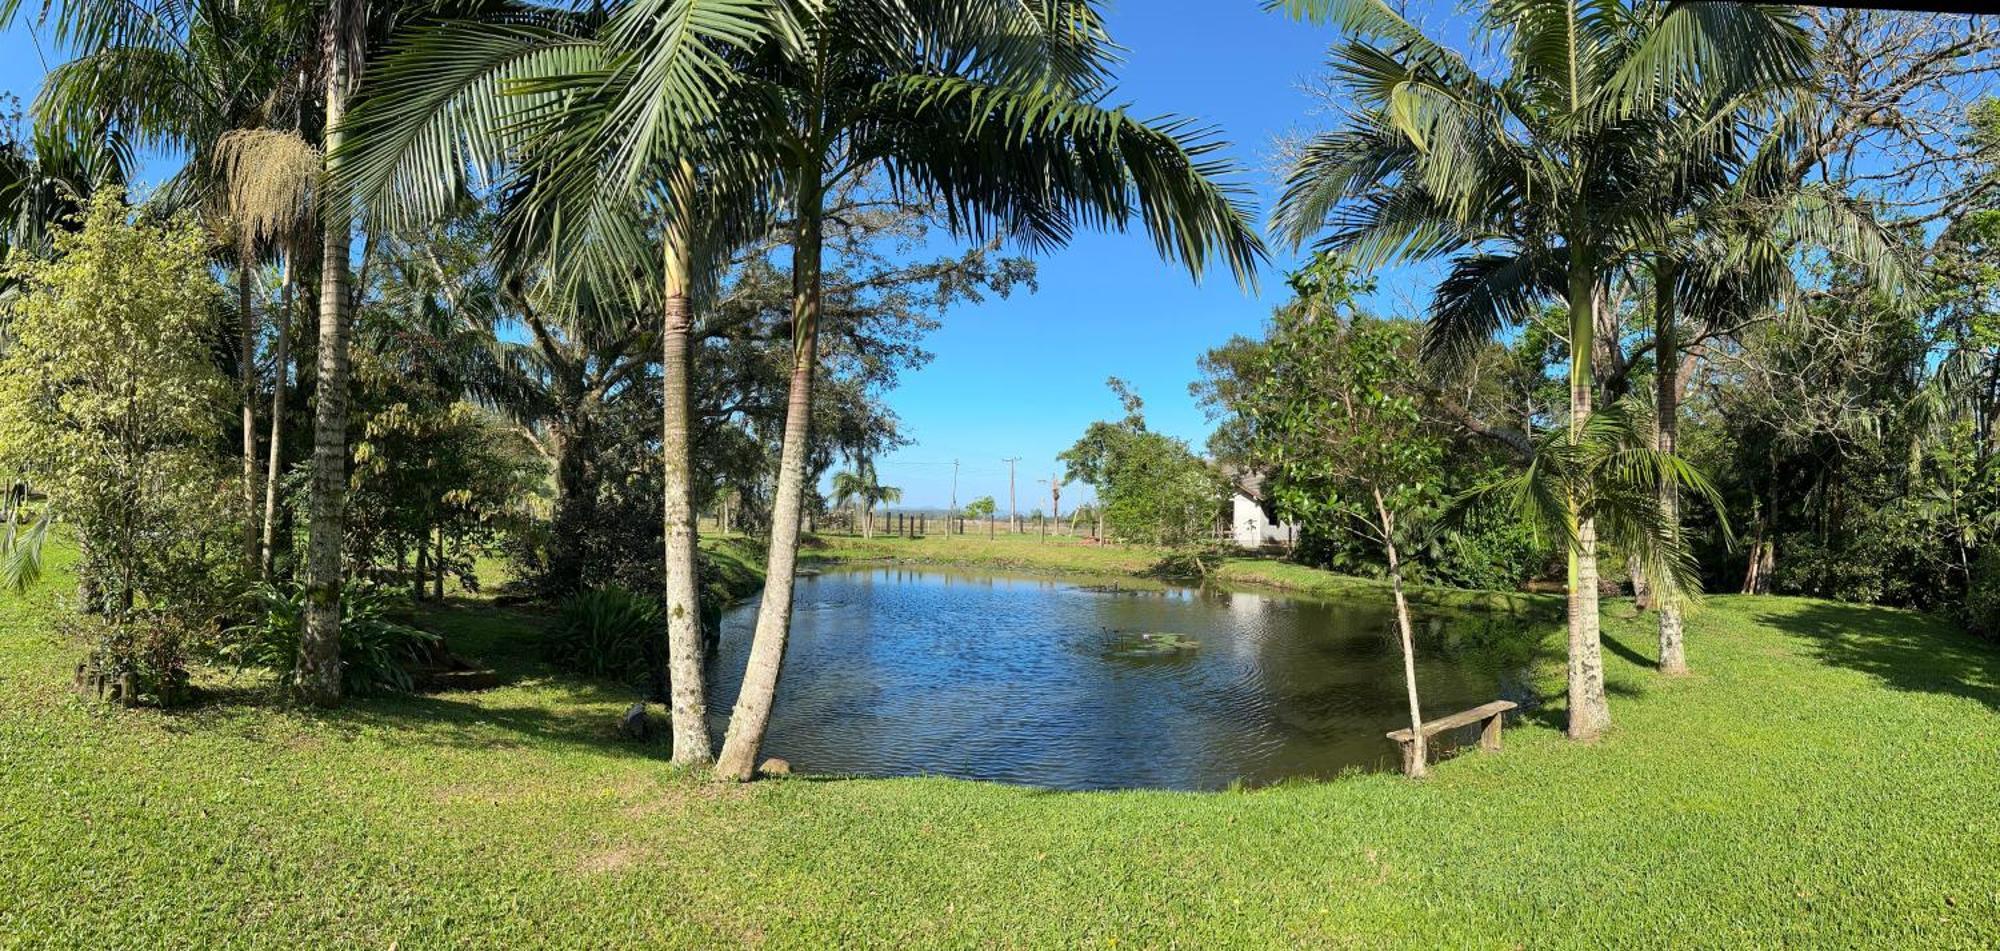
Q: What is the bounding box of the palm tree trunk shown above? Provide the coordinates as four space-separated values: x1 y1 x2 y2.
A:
1655 264 1689 676
547 421 591 597
238 249 261 571
715 200 822 782
662 243 713 767
260 254 293 578
298 0 362 706
1375 487 1426 778
1566 267 1611 740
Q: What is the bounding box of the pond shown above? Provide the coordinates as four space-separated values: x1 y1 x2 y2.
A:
708 566 1547 791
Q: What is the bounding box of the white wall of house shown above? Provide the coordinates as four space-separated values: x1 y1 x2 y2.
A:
1230 492 1294 549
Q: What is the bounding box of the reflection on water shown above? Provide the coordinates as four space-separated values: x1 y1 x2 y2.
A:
708 566 1548 791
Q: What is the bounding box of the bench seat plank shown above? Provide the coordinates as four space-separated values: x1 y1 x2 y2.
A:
1385 700 1518 743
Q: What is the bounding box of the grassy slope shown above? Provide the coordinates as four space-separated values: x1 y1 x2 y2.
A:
4 542 1999 947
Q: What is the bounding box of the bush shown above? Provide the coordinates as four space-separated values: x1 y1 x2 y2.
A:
542 587 663 685
229 583 439 696
75 612 218 708
1962 548 2000 639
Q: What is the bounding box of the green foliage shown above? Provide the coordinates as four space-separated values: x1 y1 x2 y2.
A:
961 496 997 519
1251 264 1440 547
0 189 236 617
1477 402 1726 601
229 583 439 697
77 610 218 708
1062 379 1222 548
541 586 662 684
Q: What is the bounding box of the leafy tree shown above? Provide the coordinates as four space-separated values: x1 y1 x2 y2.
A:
1246 276 1442 776
962 496 997 520
1061 379 1222 550
0 190 231 617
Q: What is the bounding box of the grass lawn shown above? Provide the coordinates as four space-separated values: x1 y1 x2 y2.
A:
4 539 1999 947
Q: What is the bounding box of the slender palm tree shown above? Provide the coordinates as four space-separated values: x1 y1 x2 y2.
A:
832 462 900 538
334 1 749 760
213 128 321 578
1273 0 1812 738
336 0 1264 777
692 2 1263 781
1634 112 1909 675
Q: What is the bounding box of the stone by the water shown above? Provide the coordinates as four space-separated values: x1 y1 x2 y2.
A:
757 757 792 777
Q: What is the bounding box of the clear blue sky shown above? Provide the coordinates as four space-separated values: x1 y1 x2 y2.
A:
0 1 1378 512
873 2 1338 512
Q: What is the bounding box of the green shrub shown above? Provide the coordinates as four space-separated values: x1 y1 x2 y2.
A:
229 583 439 696
1962 548 2000 639
543 587 662 683
76 611 218 708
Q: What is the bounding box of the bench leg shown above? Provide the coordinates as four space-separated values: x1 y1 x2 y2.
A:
1479 714 1503 752
1398 740 1419 777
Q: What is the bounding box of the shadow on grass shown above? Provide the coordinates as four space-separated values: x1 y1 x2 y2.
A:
1600 630 1656 671
1756 600 2000 712
328 685 672 760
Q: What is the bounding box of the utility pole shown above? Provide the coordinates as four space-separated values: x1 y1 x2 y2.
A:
1002 456 1020 533
950 458 959 520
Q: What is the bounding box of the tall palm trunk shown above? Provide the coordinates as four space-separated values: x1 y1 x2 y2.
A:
547 420 592 596
1654 264 1689 676
1565 266 1611 740
662 240 713 767
298 0 362 706
238 249 261 571
1375 487 1426 778
260 254 294 578
1656 267 1688 675
715 200 822 782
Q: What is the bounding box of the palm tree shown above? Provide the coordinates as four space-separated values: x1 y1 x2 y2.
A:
212 129 321 578
337 0 1264 777
1273 0 1812 738
695 2 1262 781
832 462 900 539
13 0 306 572
1634 116 1909 675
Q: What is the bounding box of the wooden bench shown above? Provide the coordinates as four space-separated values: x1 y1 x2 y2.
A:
1386 700 1519 776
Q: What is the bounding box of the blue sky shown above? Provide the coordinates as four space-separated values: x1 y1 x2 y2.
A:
870 2 1339 512
0 1 1376 512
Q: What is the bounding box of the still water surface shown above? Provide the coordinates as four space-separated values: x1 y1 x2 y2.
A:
709 566 1540 791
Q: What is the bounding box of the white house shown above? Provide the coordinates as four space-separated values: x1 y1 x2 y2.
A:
1223 470 1296 550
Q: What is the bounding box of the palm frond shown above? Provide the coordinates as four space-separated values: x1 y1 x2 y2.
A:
861 73 1265 288
0 511 50 594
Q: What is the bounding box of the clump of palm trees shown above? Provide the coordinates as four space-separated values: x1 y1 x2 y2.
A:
1273 0 1906 740
833 462 900 539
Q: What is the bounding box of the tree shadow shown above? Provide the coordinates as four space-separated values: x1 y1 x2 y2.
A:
327 685 674 760
1754 600 2000 713
1600 630 1655 670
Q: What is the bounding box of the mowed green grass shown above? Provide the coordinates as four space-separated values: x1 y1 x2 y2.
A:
4 540 2000 947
